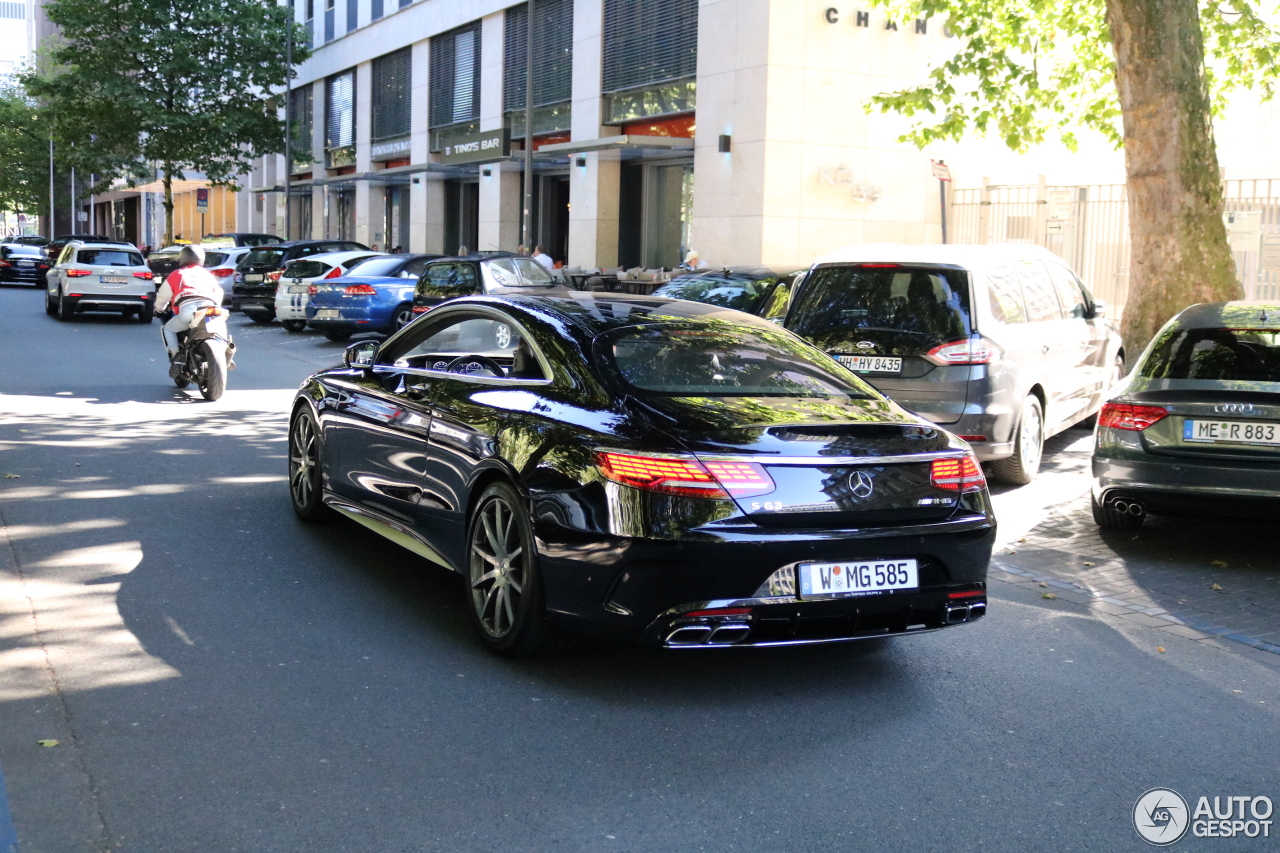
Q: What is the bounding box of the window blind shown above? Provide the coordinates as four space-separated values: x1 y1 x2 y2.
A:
602 0 698 93
503 0 573 112
326 70 356 149
429 23 481 128
289 86 314 160
372 48 411 141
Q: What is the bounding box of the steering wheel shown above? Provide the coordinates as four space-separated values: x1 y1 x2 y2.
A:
445 354 506 378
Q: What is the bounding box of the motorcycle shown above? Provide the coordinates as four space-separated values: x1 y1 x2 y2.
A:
161 300 236 401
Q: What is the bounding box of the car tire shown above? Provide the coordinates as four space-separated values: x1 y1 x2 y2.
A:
465 481 572 657
288 407 331 522
45 288 56 316
281 319 307 333
1091 495 1144 530
324 330 352 342
249 313 274 325
196 342 226 401
991 395 1044 486
56 292 73 322
392 303 414 331
137 304 154 324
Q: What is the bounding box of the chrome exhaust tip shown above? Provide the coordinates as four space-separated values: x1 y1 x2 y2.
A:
706 623 751 645
944 604 971 625
1127 501 1145 517
666 625 713 646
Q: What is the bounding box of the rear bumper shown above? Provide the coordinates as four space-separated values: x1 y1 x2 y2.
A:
1 268 46 284
235 294 275 315
1093 449 1280 516
535 515 996 646
64 293 154 311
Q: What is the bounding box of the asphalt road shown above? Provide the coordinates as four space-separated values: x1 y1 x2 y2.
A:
1 283 1278 853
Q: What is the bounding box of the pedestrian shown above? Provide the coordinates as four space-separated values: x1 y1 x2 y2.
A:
679 249 708 271
371 243 379 252
457 245 469 255
516 244 527 256
532 244 554 271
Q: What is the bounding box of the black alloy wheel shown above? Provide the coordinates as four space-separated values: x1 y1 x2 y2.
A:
281 319 307 333
465 482 567 657
288 408 329 521
323 329 352 342
137 304 154 323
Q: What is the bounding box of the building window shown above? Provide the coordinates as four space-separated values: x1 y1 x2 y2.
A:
289 86 314 172
429 22 481 147
601 0 698 123
326 70 356 168
503 0 573 139
346 0 356 32
371 0 383 20
372 48 412 143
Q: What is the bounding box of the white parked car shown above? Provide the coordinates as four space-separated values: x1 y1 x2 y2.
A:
45 241 157 323
274 250 386 332
203 246 252 306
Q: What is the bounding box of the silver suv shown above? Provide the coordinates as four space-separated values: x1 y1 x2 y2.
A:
46 241 156 323
785 243 1125 484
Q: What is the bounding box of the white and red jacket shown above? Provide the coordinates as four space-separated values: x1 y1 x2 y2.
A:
156 264 223 312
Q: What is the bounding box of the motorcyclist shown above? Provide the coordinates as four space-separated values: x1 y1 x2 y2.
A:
156 245 224 360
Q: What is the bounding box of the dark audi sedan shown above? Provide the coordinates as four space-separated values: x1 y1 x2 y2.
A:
1092 301 1280 528
289 293 994 655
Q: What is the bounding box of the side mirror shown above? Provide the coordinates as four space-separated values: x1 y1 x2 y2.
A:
1092 299 1107 319
344 340 378 369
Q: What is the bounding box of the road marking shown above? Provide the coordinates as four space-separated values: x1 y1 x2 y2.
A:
0 761 18 852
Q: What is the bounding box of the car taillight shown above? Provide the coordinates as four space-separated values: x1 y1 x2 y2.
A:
211 267 235 278
65 268 92 277
411 305 430 314
925 337 1001 365
38 264 50 270
930 454 986 493
0 260 10 268
700 460 776 498
595 452 776 499
324 266 344 279
267 270 282 282
132 271 153 279
1097 402 1167 431
344 284 377 295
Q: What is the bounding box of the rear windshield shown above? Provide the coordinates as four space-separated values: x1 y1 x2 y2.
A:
77 249 144 267
1139 328 1280 383
655 274 775 312
787 265 972 354
203 252 228 267
243 248 285 267
603 324 873 398
487 257 554 287
3 245 44 258
284 260 334 279
346 258 402 277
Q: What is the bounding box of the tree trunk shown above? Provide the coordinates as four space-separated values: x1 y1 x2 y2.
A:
1107 0 1242 351
162 165 174 247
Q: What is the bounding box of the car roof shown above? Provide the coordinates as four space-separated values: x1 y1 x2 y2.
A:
2 242 44 251
1172 301 1280 330
428 253 523 264
440 292 777 338
71 242 143 252
664 266 802 282
288 250 386 264
814 242 1070 269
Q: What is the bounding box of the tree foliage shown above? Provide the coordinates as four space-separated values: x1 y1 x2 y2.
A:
0 82 51 216
23 0 310 242
866 0 1280 153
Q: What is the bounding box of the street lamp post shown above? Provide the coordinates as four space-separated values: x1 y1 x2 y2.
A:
521 0 534 250
284 4 293 241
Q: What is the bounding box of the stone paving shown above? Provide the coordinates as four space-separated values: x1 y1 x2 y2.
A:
988 431 1280 656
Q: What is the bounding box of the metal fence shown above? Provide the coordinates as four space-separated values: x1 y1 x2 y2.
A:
952 178 1280 316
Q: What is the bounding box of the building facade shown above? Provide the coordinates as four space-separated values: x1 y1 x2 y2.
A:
241 0 958 268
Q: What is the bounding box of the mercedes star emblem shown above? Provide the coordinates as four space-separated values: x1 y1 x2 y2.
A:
849 470 875 498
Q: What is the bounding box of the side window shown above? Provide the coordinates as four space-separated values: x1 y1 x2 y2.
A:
57 245 75 265
985 264 1028 324
1017 260 1063 323
379 313 546 380
456 263 479 292
1046 262 1088 319
760 282 791 320
401 257 428 279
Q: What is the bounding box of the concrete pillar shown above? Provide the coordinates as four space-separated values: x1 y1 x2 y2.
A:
355 61 374 245
568 0 619 269
312 79 327 239
408 40 432 253
478 11 520 253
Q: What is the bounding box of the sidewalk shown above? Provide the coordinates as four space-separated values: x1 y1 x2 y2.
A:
987 429 1280 656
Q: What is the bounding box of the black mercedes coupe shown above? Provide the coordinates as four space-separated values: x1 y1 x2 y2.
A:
289 293 994 655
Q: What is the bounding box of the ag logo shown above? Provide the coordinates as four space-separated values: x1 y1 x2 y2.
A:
1134 788 1190 846
848 471 874 498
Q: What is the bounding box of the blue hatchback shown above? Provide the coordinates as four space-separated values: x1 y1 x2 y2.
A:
306 254 441 341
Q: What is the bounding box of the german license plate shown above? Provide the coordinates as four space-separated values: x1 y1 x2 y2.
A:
245 274 263 283
315 309 340 320
798 559 918 598
100 276 127 283
837 355 903 374
289 285 309 294
18 261 33 267
1183 419 1280 446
